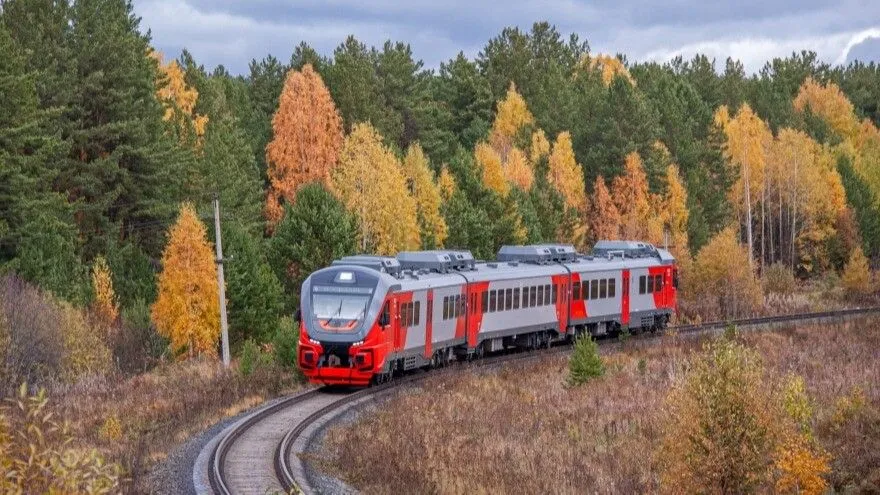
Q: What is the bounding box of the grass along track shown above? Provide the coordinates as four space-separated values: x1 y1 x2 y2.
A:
199 306 880 495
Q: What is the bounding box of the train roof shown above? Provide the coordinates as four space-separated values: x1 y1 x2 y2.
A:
326 241 676 291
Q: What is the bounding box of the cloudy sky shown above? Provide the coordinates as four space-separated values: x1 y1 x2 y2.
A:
134 0 880 75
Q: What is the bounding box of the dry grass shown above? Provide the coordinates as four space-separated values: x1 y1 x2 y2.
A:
49 359 302 492
322 318 880 494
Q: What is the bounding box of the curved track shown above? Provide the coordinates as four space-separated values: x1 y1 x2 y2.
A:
203 306 880 495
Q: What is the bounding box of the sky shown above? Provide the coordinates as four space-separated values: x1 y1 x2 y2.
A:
134 0 880 75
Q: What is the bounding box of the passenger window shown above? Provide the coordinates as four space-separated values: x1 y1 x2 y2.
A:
573 281 581 300
609 279 616 298
537 286 544 306
530 286 537 307
544 285 551 305
591 280 599 300
599 279 607 298
551 284 557 303
482 291 488 314
639 275 646 294
505 288 512 310
513 288 520 309
490 291 497 312
442 297 448 320
414 301 420 325
647 275 654 293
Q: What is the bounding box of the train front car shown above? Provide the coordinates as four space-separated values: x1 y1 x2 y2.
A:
297 256 399 387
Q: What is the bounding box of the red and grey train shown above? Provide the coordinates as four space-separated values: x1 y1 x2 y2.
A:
297 241 678 386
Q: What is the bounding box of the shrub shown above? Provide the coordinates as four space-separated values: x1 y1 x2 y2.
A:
658 338 830 494
841 247 872 298
682 228 763 319
763 263 797 299
0 384 122 493
114 298 167 374
272 316 300 369
567 334 604 386
239 339 260 377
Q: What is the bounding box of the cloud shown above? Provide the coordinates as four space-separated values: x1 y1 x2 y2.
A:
133 0 880 75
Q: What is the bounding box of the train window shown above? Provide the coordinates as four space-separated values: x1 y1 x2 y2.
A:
598 279 606 298
583 281 590 300
482 291 488 314
529 286 537 307
609 278 616 298
401 303 408 327
544 285 551 305
504 288 512 310
460 295 466 316
489 290 497 312
536 285 544 306
590 280 599 300
655 275 663 292
513 288 520 309
551 284 557 303
647 275 654 293
573 281 581 300
442 297 448 320
639 275 646 294
414 301 420 326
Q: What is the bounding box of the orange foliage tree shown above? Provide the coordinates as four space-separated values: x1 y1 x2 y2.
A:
401 143 448 248
585 54 635 86
265 64 344 228
793 78 860 141
530 129 550 163
489 82 534 155
662 164 690 256
437 165 457 201
331 123 420 254
504 147 533 191
151 203 220 358
150 50 208 143
475 141 508 196
588 176 621 241
612 152 656 241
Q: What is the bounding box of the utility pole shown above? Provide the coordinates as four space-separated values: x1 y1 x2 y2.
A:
213 193 231 367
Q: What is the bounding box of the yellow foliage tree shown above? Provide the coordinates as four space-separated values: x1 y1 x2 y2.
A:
793 78 860 142
150 50 208 143
548 132 587 212
402 144 448 248
490 83 534 155
475 141 509 196
662 164 690 256
612 152 653 240
331 124 420 254
841 247 872 297
91 256 119 328
437 165 457 201
683 227 763 319
719 103 771 268
151 203 220 358
588 176 621 241
265 64 344 228
586 54 635 86
504 147 533 191
530 129 550 163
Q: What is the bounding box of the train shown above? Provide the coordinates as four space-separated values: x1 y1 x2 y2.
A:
297 241 678 386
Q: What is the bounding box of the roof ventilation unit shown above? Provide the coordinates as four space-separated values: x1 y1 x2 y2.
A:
397 250 476 274
497 244 577 264
591 240 657 259
332 255 402 277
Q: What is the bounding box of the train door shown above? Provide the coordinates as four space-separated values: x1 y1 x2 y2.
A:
621 270 630 326
392 298 403 350
424 290 434 358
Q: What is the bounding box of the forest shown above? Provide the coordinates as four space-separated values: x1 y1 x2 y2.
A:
1 0 880 490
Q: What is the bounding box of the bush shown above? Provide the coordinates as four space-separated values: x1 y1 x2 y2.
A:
272 316 300 369
841 247 872 298
763 263 797 299
0 384 122 493
567 334 604 386
113 299 167 374
658 338 829 494
238 339 274 377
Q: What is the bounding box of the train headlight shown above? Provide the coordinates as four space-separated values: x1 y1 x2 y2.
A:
351 340 364 347
308 338 320 345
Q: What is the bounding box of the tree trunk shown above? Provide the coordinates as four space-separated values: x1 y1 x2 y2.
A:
744 162 754 270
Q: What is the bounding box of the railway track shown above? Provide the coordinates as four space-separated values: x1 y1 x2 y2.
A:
195 306 880 495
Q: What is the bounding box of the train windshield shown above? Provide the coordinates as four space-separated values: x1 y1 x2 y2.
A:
311 293 370 332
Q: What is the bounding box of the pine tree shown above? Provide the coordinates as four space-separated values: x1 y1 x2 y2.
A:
325 36 391 134
65 0 193 259
243 54 285 177
401 144 448 248
265 64 344 227
268 183 357 310
221 221 284 344
151 203 219 358
589 176 621 242
331 123 420 254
